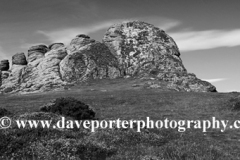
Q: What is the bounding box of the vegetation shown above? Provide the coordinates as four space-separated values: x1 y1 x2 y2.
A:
0 107 12 117
39 97 95 120
0 78 239 159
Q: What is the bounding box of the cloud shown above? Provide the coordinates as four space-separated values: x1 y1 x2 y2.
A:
154 19 181 31
36 17 181 45
225 90 240 92
159 21 180 31
36 20 123 44
202 78 226 83
170 29 240 52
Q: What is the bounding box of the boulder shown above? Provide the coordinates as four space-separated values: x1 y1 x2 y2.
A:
19 47 68 93
1 71 10 79
69 34 96 51
27 45 48 65
76 34 90 38
12 53 27 65
103 21 216 92
0 65 26 93
28 45 49 53
103 21 184 76
60 41 120 82
0 60 9 71
0 46 68 93
48 43 64 50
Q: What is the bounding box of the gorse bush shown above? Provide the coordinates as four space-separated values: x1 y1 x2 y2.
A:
40 97 95 120
228 96 240 111
0 107 12 117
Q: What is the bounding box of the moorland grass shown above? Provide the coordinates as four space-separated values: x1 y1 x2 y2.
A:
0 78 240 159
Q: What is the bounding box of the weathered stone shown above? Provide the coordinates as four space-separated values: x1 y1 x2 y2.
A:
76 34 90 39
28 45 49 53
60 41 121 82
103 21 216 92
19 47 68 93
0 65 26 93
27 45 48 64
103 21 184 76
12 53 27 65
0 46 68 93
2 71 10 79
70 34 95 51
48 43 64 50
0 60 9 71
0 21 217 94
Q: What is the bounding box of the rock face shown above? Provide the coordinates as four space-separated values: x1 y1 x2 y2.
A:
27 45 49 66
0 21 217 94
70 34 95 48
0 35 120 94
0 60 9 71
48 43 64 50
12 53 27 65
103 21 216 92
60 35 120 82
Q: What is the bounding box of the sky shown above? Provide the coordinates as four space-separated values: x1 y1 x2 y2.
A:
0 0 239 92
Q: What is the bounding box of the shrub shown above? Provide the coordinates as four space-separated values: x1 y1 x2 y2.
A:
228 96 240 111
40 97 95 120
0 107 12 117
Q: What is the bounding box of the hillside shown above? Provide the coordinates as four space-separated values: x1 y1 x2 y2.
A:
0 78 240 159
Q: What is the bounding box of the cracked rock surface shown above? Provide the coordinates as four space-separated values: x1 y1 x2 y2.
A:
103 21 216 92
0 35 120 94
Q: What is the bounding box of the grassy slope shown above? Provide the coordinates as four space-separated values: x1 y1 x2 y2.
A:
0 78 240 159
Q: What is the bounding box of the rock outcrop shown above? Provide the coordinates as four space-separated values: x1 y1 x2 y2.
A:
12 53 27 65
60 35 120 82
27 45 49 66
0 60 9 71
48 43 64 50
103 21 216 92
0 35 120 94
0 21 217 94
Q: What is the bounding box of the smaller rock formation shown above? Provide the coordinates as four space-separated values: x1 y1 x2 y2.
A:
12 53 27 65
70 34 96 50
0 60 9 71
60 35 120 82
76 34 90 38
27 45 48 66
48 43 64 50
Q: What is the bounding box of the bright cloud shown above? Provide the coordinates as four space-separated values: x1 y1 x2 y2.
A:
36 17 181 45
202 78 226 83
170 29 240 51
36 20 122 44
35 17 240 52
